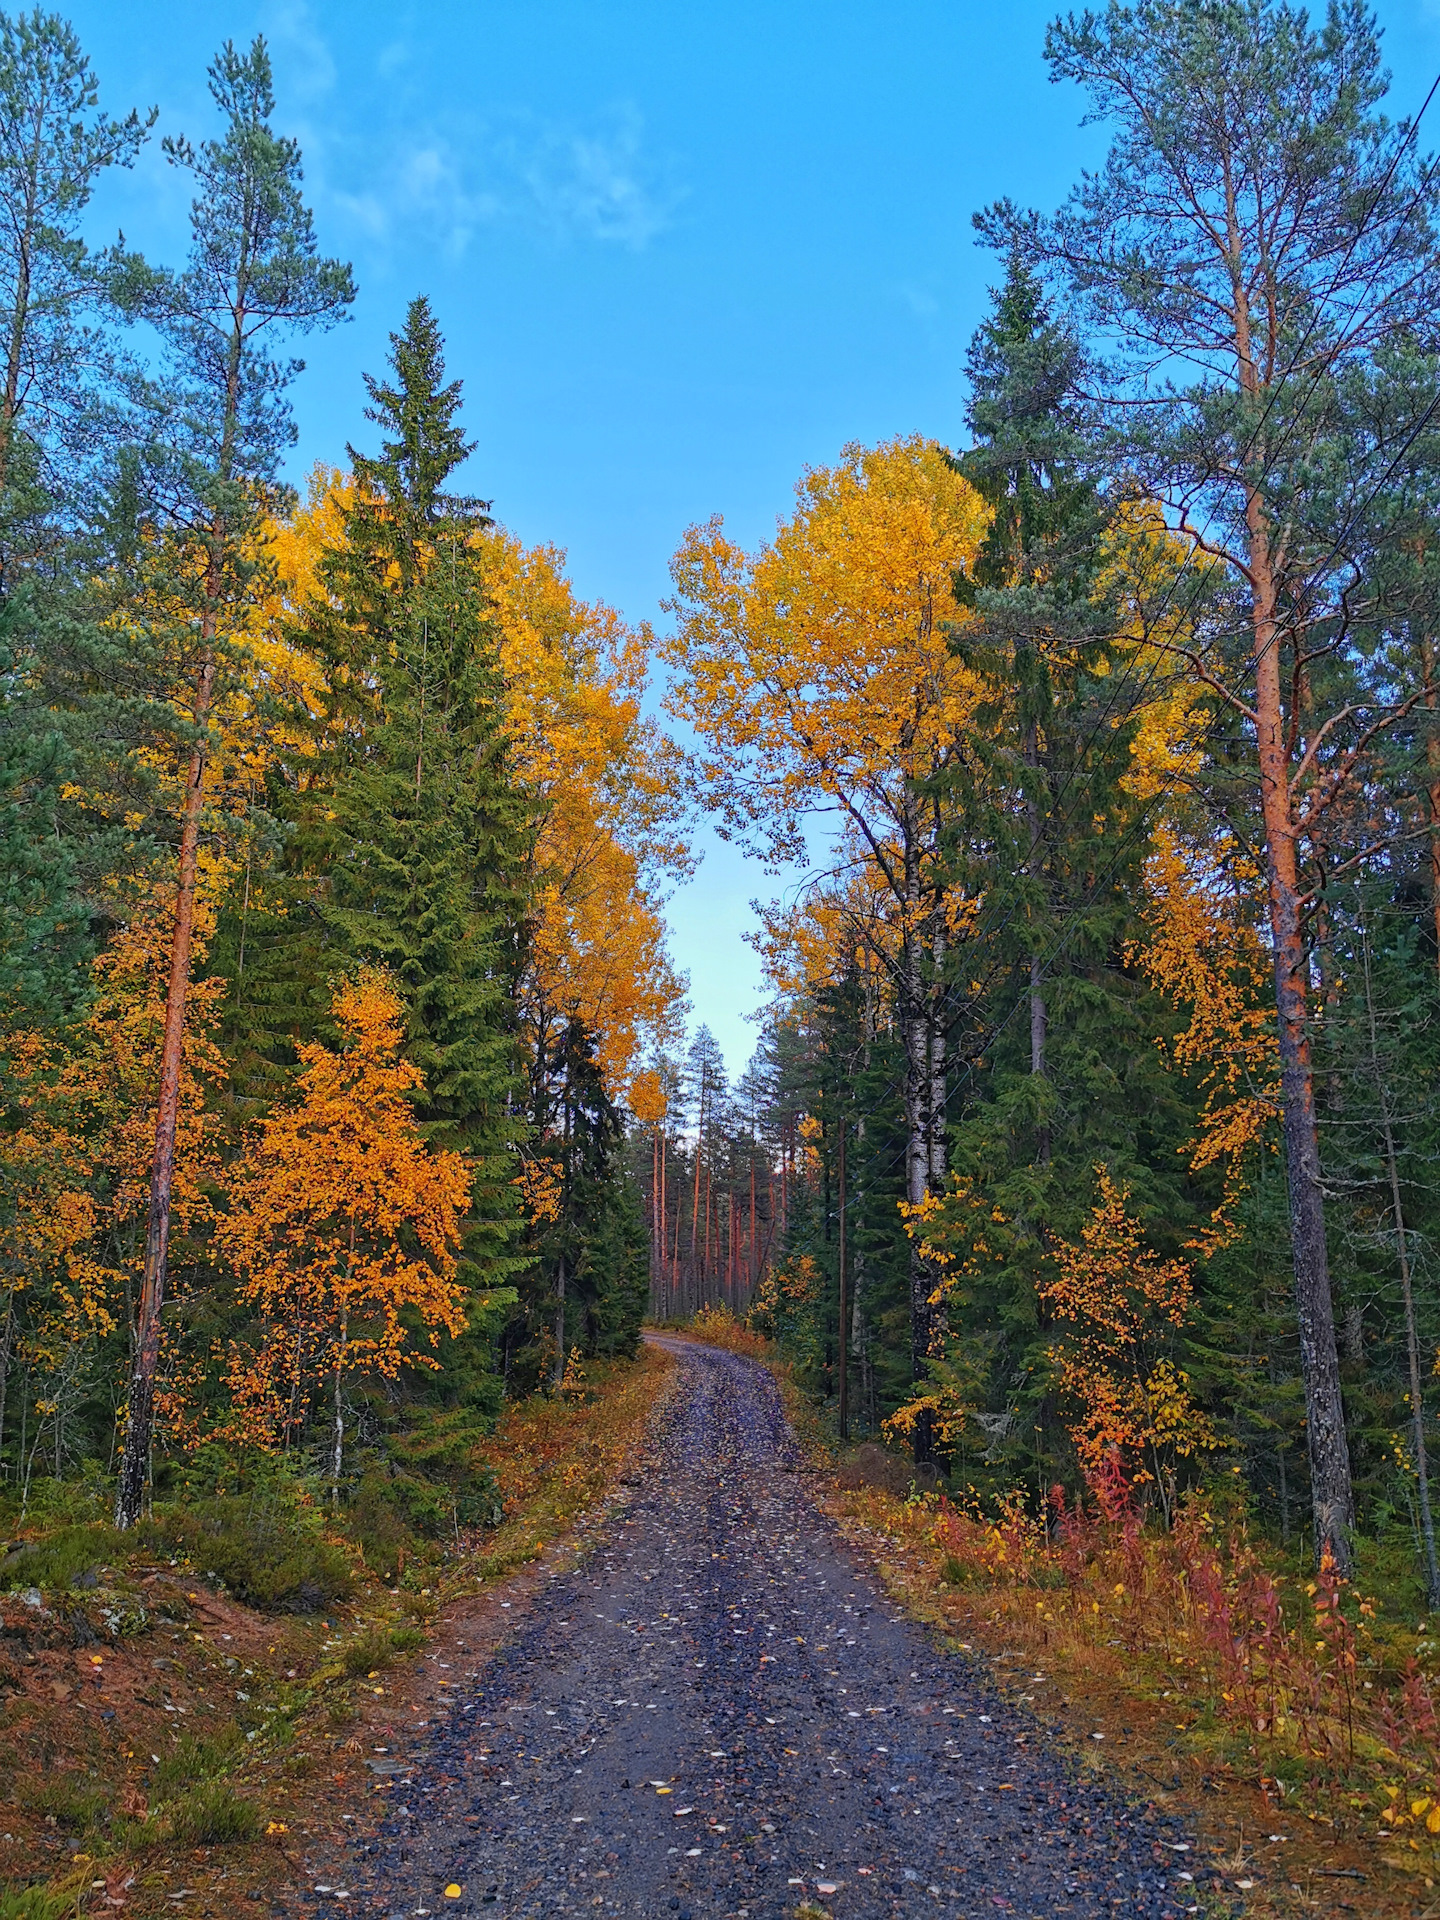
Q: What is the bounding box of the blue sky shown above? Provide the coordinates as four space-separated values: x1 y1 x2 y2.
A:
69 0 1440 1081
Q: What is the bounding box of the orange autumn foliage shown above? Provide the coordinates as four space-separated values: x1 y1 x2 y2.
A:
0 888 226 1413
218 970 469 1457
1042 1168 1219 1497
627 1068 668 1127
1134 826 1280 1254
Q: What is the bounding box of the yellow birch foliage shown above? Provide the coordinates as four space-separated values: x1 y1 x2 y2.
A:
1134 826 1280 1253
666 434 987 857
219 969 469 1444
1042 1168 1219 1488
480 528 689 1102
665 436 988 1030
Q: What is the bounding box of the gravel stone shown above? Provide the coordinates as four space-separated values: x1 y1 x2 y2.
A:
307 1340 1202 1917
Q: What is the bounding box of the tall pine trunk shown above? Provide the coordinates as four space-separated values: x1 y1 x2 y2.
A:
115 606 217 1529
1245 479 1353 1571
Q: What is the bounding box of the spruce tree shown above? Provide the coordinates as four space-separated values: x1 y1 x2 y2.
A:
935 259 1197 1496
292 297 530 1311
544 1020 642 1367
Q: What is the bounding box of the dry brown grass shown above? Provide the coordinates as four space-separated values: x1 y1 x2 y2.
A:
456 1343 676 1584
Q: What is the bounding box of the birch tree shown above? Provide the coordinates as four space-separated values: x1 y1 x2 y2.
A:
665 436 988 1449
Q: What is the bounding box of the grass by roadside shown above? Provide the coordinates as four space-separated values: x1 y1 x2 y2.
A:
0 1344 674 1917
671 1305 1436 1920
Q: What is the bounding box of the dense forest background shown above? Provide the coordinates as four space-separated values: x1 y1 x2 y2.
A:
6 0 1440 1614
643 0 1440 1610
0 21 683 1561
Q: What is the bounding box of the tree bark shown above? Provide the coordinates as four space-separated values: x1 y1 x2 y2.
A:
330 1304 348 1500
1246 483 1353 1571
902 882 947 1463
690 1097 703 1312
114 634 217 1529
749 1155 757 1304
651 1127 659 1310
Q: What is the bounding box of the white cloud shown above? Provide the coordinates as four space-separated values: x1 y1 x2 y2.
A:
507 109 681 250
319 105 681 257
263 0 337 102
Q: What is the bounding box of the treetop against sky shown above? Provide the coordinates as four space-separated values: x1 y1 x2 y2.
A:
63 0 1440 1075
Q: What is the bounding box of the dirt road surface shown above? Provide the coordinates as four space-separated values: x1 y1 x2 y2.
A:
301 1339 1197 1918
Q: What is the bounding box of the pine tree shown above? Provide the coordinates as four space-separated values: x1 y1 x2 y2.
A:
987 0 1440 1569
0 15 154 1022
109 38 353 1526
0 11 153 513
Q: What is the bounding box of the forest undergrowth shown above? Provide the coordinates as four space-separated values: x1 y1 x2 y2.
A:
833 1466 1440 1917
0 1346 671 1917
671 1305 1440 1917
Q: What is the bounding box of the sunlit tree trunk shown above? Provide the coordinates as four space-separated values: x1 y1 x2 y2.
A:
116 598 217 1529
1244 463 1353 1569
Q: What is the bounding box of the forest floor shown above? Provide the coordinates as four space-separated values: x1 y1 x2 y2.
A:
0 1347 673 1920
814 1468 1411 1920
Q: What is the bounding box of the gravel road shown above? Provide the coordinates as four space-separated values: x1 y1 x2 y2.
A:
314 1339 1199 1919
